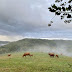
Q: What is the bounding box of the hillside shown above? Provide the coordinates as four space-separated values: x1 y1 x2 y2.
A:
0 41 9 46
0 38 72 56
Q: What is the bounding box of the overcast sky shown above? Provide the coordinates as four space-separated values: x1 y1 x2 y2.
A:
0 0 72 41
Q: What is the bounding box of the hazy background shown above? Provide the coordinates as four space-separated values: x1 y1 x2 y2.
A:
0 0 72 57
0 0 72 41
0 39 72 57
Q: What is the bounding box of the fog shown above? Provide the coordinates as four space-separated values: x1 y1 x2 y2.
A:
24 44 72 57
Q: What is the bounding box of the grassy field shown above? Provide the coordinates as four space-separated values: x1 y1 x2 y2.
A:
0 52 72 72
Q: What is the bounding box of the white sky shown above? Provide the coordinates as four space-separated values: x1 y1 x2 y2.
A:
0 0 72 41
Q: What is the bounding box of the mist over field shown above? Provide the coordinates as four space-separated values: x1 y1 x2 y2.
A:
28 44 72 57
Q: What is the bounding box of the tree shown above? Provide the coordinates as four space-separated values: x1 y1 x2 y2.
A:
48 0 72 24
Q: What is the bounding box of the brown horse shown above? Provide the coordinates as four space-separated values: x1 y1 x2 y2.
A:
22 52 30 57
48 53 55 57
56 54 59 58
8 54 11 56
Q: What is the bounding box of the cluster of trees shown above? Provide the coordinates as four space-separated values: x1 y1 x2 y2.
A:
48 0 72 25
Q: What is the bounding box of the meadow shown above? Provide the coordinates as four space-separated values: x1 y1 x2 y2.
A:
0 52 72 72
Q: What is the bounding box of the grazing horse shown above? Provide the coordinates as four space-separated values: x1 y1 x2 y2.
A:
48 53 55 57
56 54 59 58
8 54 11 56
22 52 30 57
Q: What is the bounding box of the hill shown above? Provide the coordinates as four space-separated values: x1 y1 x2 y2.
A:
0 38 72 56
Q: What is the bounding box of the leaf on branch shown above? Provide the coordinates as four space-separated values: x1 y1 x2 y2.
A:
55 0 63 2
50 9 56 12
63 13 66 15
61 15 64 19
60 3 65 6
64 20 72 23
48 7 56 12
51 4 57 9
68 0 72 3
67 14 72 18
48 24 51 26
55 12 61 15
66 7 69 11
51 4 61 11
50 21 53 23
62 7 66 11
68 5 71 10
57 7 61 11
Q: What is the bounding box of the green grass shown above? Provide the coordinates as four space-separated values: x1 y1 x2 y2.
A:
0 52 72 72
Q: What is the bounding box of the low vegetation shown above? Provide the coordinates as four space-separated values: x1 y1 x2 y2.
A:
0 52 72 72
